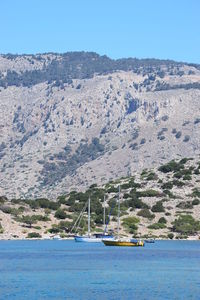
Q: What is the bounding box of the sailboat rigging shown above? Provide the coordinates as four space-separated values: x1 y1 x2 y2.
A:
102 186 144 247
74 196 114 242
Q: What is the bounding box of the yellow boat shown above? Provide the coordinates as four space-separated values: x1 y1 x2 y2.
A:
102 186 144 247
103 239 144 247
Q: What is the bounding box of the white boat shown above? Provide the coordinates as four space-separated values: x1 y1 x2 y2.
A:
74 196 114 242
74 232 114 242
52 234 61 240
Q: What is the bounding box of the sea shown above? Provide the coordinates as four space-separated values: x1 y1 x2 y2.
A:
0 240 200 300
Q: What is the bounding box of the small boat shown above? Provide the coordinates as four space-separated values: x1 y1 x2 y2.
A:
145 239 155 243
102 186 144 247
52 234 61 240
74 196 114 243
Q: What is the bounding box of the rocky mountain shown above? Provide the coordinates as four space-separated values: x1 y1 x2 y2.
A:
0 52 200 199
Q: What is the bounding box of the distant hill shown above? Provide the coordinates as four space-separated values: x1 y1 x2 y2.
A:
1 52 199 88
0 52 200 199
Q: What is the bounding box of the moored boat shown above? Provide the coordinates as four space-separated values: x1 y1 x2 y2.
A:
73 196 114 242
75 233 113 243
102 186 144 247
103 239 144 247
145 239 155 243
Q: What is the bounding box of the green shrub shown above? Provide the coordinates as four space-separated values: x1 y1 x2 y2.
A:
18 206 26 212
122 216 139 233
137 208 155 219
44 200 60 210
17 215 37 228
162 180 185 189
0 222 3 234
94 214 103 225
148 223 166 229
122 216 139 225
121 179 141 189
158 160 184 173
179 158 189 164
0 205 26 217
151 201 165 212
66 196 76 206
57 195 67 204
107 186 119 193
158 217 167 224
0 196 6 204
58 221 72 232
172 215 200 235
172 180 185 187
168 233 174 239
161 182 173 189
27 232 41 238
128 198 149 209
173 172 182 179
74 192 89 202
192 199 200 205
48 226 60 234
183 175 192 181
25 198 60 210
68 202 84 213
123 193 130 199
183 168 192 175
34 226 41 230
190 188 200 198
17 214 50 226
32 215 50 222
47 221 72 235
194 168 200 175
176 201 193 209
146 172 158 181
55 209 67 219
141 169 148 177
0 205 12 214
44 208 51 215
163 190 176 198
137 189 161 197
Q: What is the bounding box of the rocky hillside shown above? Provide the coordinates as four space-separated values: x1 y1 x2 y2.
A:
0 52 200 199
0 158 200 240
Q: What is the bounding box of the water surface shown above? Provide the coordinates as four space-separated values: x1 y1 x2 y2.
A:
0 240 200 299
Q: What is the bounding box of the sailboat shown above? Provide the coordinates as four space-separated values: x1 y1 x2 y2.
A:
74 196 114 242
102 186 144 247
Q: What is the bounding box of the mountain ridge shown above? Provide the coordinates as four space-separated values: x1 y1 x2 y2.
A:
0 52 200 199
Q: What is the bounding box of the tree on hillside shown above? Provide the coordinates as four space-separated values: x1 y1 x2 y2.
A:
20 215 37 228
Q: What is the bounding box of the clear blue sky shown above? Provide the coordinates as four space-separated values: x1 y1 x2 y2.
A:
0 0 200 63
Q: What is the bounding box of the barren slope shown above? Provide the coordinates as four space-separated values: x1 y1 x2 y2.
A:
0 53 200 198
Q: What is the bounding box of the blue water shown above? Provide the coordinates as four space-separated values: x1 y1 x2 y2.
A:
0 240 200 299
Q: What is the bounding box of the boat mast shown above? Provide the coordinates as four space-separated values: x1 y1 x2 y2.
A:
117 185 120 239
88 197 91 237
103 195 106 232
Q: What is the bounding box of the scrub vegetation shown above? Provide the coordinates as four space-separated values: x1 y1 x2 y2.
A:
0 157 200 240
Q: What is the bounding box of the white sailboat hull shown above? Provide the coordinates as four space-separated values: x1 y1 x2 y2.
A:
74 236 102 242
74 235 115 243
